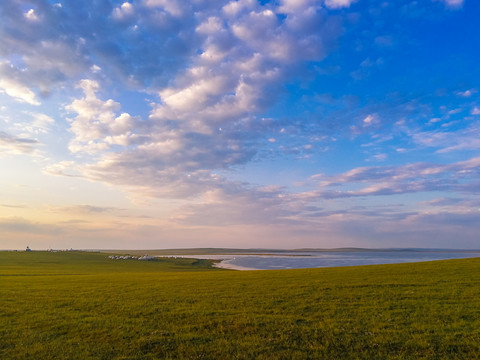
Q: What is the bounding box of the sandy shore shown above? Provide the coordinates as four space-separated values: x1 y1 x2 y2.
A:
157 254 260 271
213 259 258 271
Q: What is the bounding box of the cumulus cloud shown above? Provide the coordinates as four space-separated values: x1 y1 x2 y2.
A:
0 1 195 99
0 0 342 102
63 79 267 198
0 0 465 111
112 2 135 21
24 8 39 21
0 1 93 98
39 0 344 200
66 80 142 154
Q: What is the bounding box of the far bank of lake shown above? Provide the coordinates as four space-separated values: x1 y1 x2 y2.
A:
161 249 480 270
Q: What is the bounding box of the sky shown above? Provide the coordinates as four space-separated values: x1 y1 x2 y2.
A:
1 0 480 250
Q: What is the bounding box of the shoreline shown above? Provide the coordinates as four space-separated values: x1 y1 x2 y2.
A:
156 251 480 271
157 254 260 271
213 259 259 271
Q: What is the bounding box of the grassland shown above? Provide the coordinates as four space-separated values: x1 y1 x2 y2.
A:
1 251 479 359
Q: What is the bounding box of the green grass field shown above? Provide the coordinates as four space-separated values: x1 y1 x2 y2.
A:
1 251 479 359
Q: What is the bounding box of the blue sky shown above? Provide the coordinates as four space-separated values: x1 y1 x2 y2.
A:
1 0 480 250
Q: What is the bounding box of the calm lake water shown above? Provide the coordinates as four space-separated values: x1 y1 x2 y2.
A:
167 250 480 270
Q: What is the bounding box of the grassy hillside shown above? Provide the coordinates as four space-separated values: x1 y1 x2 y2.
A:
0 251 218 275
1 251 479 359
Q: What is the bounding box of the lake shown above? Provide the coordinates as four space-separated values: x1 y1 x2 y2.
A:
164 250 480 270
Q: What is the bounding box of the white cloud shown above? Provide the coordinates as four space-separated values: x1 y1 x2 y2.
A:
196 16 224 34
112 2 135 21
0 74 40 106
363 114 377 126
66 80 140 154
324 0 357 9
222 0 257 17
457 89 473 97
24 9 39 21
0 0 341 114
64 77 265 198
160 74 232 113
